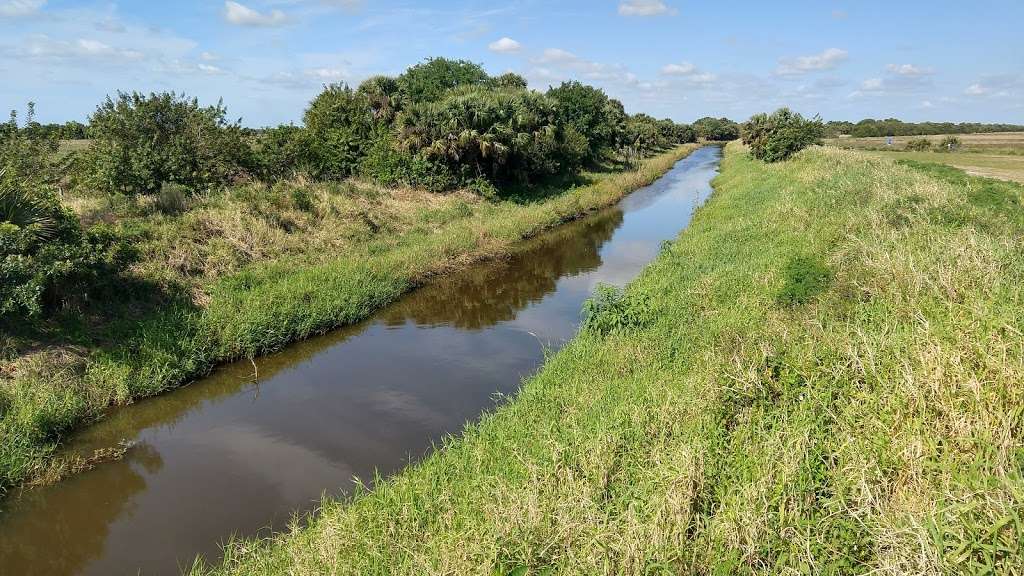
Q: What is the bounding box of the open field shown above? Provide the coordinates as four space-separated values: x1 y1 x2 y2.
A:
827 131 1024 154
0 145 699 495
196 143 1024 575
860 150 1024 184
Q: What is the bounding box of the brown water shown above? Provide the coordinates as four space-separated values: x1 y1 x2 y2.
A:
0 146 721 576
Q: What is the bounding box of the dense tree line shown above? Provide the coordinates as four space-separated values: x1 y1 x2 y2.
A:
1 57 711 320
825 118 1024 138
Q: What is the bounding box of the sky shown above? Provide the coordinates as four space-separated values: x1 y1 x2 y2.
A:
1 0 1022 127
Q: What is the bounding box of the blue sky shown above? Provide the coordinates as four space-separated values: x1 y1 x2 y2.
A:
1 0 1021 127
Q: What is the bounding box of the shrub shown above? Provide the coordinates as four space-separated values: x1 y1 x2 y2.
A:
939 135 961 152
776 254 832 306
905 137 932 151
1 174 135 318
742 108 824 162
359 136 456 192
303 84 375 180
547 81 622 162
254 125 311 181
84 92 253 196
395 86 578 186
396 57 490 103
693 116 741 141
581 284 651 336
0 103 60 184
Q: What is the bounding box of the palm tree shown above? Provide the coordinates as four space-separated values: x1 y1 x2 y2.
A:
0 170 58 241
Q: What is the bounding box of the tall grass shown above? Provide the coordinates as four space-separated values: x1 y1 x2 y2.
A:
196 143 1024 574
0 145 700 495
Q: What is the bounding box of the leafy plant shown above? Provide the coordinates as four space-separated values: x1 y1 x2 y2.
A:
938 135 962 152
742 108 824 163
581 283 651 336
905 137 932 151
83 91 253 196
776 254 832 305
303 84 375 179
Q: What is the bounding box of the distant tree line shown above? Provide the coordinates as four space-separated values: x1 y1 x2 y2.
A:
2 57 736 320
825 118 1024 138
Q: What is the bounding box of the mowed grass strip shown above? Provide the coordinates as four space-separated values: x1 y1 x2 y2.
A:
197 142 1024 575
0 144 700 494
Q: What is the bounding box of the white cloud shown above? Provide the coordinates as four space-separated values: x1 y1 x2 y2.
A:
200 51 219 61
965 83 988 96
860 78 883 91
197 63 225 74
886 63 932 77
0 0 44 18
618 0 675 17
488 37 521 54
535 48 578 64
224 1 288 27
530 48 645 89
775 48 848 76
17 35 145 61
660 62 696 76
920 100 934 109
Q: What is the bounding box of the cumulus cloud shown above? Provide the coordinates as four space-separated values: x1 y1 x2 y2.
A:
618 0 676 17
775 48 848 76
224 1 288 27
886 63 932 77
660 62 696 76
488 37 521 53
0 0 45 18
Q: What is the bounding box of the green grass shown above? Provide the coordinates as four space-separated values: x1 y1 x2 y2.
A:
195 143 1024 574
0 145 700 495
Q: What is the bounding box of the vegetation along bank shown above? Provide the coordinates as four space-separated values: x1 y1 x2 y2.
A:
0 56 721 494
197 136 1023 574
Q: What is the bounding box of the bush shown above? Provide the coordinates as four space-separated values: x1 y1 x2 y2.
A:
303 84 375 180
254 125 311 181
742 108 824 162
905 138 932 151
693 116 741 141
547 81 623 162
939 135 961 152
359 136 456 192
84 92 253 196
0 103 60 184
581 284 651 336
395 86 578 186
396 57 490 104
1 174 135 318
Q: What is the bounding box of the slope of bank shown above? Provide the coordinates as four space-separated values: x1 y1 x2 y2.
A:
0 144 700 495
200 142 1024 574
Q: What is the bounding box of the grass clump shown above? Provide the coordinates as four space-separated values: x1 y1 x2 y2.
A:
193 142 1024 575
776 254 832 306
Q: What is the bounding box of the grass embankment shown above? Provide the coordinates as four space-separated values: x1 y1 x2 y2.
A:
199 143 1023 574
0 144 700 494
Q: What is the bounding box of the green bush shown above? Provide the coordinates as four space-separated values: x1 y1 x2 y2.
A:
395 86 576 186
693 116 741 141
1 175 135 318
83 92 253 196
905 138 932 151
359 136 455 192
742 108 824 162
0 103 60 184
396 57 490 104
938 135 961 152
547 81 623 162
253 125 311 181
303 84 375 180
581 284 651 336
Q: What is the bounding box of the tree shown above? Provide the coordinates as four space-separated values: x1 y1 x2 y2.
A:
546 81 621 162
396 57 490 103
303 84 375 179
84 92 252 195
356 76 403 125
492 72 528 90
742 108 823 162
693 116 740 141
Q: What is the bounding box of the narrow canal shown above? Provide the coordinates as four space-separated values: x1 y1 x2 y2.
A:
0 146 722 576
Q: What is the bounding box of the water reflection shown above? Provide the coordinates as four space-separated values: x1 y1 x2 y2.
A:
0 146 721 576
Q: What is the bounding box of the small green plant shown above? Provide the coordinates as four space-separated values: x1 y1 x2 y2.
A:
581 283 651 336
905 138 932 151
776 254 832 306
742 108 824 162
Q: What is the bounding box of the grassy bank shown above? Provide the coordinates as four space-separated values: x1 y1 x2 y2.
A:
0 144 700 494
199 143 1023 574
